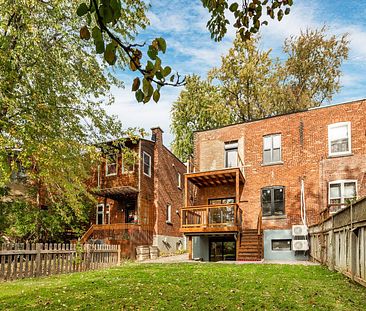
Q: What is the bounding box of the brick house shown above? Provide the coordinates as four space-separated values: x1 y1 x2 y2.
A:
181 99 366 261
81 127 186 258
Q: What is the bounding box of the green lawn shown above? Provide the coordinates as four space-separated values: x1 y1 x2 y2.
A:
1 263 365 310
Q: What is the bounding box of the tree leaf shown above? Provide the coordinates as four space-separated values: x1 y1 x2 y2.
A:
80 26 90 40
229 3 238 12
92 26 102 40
142 78 150 94
129 60 137 71
77 3 89 17
147 47 157 60
104 50 116 65
156 37 166 53
132 78 140 91
163 66 171 77
95 40 105 54
153 89 160 103
135 90 144 102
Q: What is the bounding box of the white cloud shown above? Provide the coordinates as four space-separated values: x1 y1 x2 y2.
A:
106 85 179 147
104 1 366 147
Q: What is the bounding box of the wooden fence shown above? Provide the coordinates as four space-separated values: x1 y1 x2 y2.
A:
0 243 121 281
309 197 366 287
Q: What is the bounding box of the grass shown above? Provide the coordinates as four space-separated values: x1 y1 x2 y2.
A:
1 263 366 310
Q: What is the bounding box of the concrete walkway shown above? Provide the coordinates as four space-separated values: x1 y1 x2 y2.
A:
140 253 319 265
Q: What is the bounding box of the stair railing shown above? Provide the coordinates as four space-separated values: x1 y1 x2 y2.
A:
256 209 263 259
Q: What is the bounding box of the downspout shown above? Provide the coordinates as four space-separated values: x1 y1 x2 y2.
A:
138 139 141 223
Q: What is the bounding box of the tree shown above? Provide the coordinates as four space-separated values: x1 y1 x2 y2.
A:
278 27 350 112
76 0 294 102
208 36 281 122
0 0 142 241
171 28 349 160
171 75 234 161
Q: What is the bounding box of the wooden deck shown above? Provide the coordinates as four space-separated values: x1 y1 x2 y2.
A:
180 203 242 234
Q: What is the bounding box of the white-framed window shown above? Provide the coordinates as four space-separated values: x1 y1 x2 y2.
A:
329 180 357 212
177 172 182 189
122 158 135 174
143 151 151 177
263 134 281 164
166 204 172 223
328 122 351 156
225 141 238 168
106 154 118 176
96 204 104 224
105 204 110 224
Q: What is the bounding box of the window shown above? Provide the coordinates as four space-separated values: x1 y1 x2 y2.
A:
96 204 104 224
329 180 357 211
143 152 151 177
225 141 238 168
105 204 110 224
177 172 182 189
106 154 117 176
122 158 134 174
272 239 292 251
166 204 172 223
261 186 285 217
263 134 281 164
328 122 351 156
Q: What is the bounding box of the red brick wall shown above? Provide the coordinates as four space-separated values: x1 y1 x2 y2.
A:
194 100 366 230
152 128 186 238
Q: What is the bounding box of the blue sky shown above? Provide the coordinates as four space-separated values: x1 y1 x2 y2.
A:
105 0 366 147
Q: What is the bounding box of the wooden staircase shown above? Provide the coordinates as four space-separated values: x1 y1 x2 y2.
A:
237 210 263 261
237 229 263 261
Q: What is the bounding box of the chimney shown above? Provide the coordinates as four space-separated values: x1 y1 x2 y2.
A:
151 127 164 145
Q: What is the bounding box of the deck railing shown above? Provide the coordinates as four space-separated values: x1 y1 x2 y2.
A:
187 154 245 177
181 203 242 230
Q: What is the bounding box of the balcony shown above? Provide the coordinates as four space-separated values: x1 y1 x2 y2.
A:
181 203 242 234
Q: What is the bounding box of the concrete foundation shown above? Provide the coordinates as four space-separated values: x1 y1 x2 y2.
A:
153 235 185 254
192 236 210 261
264 229 308 261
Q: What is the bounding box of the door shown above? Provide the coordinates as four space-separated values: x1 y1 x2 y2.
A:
209 237 236 262
125 199 137 223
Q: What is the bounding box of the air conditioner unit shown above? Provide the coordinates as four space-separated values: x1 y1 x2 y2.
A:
292 240 309 251
292 225 308 236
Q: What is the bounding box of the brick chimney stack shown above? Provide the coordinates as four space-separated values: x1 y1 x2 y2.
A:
151 127 164 145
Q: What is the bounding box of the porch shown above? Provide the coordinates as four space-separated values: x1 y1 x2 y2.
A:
182 167 245 234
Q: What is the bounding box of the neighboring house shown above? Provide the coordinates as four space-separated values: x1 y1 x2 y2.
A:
81 127 186 258
181 99 366 262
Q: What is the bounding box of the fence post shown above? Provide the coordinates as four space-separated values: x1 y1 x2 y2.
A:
117 245 121 266
85 244 90 270
350 230 357 281
35 243 42 277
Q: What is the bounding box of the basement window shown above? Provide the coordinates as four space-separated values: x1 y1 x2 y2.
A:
272 239 291 251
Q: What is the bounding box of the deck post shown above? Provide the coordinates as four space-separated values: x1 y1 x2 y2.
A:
235 171 240 204
188 236 193 260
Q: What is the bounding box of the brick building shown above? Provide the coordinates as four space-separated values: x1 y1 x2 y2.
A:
81 127 186 257
181 99 366 261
